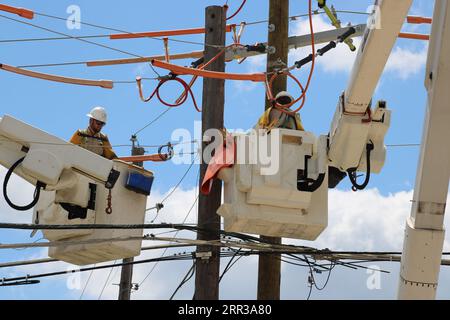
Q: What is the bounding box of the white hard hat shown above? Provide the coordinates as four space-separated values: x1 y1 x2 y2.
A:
275 91 294 104
87 106 107 123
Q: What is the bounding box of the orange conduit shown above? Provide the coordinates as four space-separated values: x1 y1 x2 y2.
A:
110 24 235 40
0 63 113 88
86 51 204 67
265 0 316 114
151 59 265 82
119 154 170 163
0 4 34 19
399 32 430 41
407 16 432 24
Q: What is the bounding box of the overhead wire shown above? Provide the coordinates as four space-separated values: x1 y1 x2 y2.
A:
225 0 247 21
219 248 245 282
133 108 172 136
79 268 95 300
169 259 196 300
138 168 200 290
98 260 117 300
0 10 370 44
0 13 162 78
158 154 198 205
0 14 142 59
32 10 225 49
0 248 409 288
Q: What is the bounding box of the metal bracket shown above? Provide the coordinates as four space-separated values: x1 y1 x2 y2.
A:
195 251 212 261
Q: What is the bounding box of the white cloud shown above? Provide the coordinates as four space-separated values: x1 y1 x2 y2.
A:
289 16 428 80
385 45 428 80
2 170 450 299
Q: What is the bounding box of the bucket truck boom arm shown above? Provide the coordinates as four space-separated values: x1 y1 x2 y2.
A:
327 0 413 186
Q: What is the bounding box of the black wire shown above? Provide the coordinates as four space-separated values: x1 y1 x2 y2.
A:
0 14 142 59
137 168 200 290
160 155 198 204
79 268 95 300
98 261 118 300
1 252 195 284
219 249 243 283
169 260 196 300
33 11 222 49
3 157 45 211
133 108 171 136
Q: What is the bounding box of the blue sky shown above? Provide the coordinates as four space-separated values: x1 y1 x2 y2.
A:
1 0 446 300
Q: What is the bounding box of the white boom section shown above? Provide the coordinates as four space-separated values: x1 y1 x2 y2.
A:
398 0 450 300
328 0 413 173
345 0 413 114
0 115 115 187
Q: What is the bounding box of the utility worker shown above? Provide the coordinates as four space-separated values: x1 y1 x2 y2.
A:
70 107 118 160
256 91 305 131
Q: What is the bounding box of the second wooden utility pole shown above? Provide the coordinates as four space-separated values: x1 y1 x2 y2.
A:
118 135 145 300
194 5 226 300
258 0 289 300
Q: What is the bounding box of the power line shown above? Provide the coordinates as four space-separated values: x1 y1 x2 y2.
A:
138 168 200 289
0 14 142 59
98 260 117 300
133 108 172 136
219 248 245 282
79 267 95 300
158 155 198 205
0 13 162 78
169 260 196 300
0 10 370 44
1 248 417 288
33 10 224 49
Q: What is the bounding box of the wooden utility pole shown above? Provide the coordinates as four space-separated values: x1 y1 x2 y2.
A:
194 5 226 300
258 0 289 300
118 135 145 300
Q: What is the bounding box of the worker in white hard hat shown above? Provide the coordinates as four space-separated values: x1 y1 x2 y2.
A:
70 107 117 160
256 91 305 131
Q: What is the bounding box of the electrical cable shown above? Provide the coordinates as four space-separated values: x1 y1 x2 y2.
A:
3 157 45 211
169 260 196 300
0 14 142 59
225 0 247 21
347 142 374 191
219 248 244 282
133 108 171 136
137 168 200 290
79 267 95 300
98 260 117 300
33 10 225 49
159 155 198 204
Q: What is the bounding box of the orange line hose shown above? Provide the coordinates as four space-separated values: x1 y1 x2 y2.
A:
399 32 430 41
0 63 113 88
110 24 235 40
152 59 265 82
407 16 432 24
119 154 169 162
0 4 34 19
